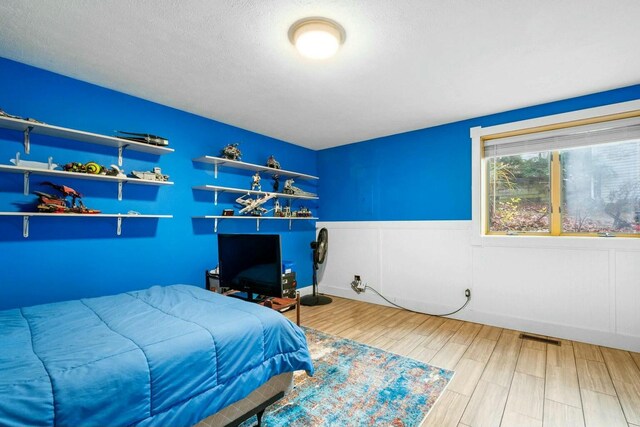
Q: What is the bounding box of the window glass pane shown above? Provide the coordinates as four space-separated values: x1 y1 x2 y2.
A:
562 141 640 234
487 152 551 233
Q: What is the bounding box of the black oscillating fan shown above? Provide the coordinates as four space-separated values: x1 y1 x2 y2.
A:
300 228 331 306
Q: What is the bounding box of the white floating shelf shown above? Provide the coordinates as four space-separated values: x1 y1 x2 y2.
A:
193 215 318 232
0 212 172 238
193 156 318 180
0 164 174 200
0 115 174 157
193 184 318 205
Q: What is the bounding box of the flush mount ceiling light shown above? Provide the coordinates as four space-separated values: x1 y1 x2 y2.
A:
288 17 346 60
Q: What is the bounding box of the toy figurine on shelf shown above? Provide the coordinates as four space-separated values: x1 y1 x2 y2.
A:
266 155 281 169
104 165 126 178
272 174 280 192
236 193 276 216
63 162 86 173
221 143 242 160
115 130 169 147
282 178 317 197
84 161 105 175
130 167 169 182
293 206 312 218
33 182 100 214
274 200 283 217
251 172 262 191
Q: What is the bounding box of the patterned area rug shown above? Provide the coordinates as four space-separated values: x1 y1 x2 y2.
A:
240 328 454 427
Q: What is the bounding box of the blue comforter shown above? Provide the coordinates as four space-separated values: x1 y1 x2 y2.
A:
0 285 313 427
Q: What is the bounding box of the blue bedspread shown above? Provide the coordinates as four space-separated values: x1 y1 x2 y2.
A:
0 285 313 427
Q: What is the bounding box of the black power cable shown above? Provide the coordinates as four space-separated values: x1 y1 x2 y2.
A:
355 284 471 317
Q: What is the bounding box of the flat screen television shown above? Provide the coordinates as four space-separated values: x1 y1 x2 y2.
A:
217 233 282 301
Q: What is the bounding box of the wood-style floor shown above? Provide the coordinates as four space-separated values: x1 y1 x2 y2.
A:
284 296 640 427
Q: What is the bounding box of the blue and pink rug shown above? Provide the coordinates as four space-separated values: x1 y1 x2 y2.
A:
242 327 454 426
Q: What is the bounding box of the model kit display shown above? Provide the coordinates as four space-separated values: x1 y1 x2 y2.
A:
222 209 235 216
272 174 280 192
10 153 59 170
115 130 169 146
293 206 313 217
251 172 262 191
220 143 242 160
130 167 169 182
282 178 317 197
33 182 101 214
273 200 282 216
266 155 281 169
84 161 104 174
63 162 126 177
235 193 276 216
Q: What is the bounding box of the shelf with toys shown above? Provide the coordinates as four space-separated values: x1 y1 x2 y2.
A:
193 155 319 180
192 184 318 205
0 109 175 237
0 115 174 165
192 144 318 232
0 162 174 201
193 215 319 233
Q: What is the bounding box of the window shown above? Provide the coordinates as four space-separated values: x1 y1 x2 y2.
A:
483 115 640 237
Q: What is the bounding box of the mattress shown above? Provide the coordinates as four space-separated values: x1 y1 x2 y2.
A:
0 284 313 427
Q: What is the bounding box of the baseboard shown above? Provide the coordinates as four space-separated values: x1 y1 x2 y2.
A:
320 285 640 352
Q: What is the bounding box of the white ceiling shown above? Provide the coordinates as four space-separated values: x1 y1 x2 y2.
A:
0 1 639 150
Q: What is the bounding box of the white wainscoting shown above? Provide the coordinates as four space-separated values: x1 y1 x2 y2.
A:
315 221 640 352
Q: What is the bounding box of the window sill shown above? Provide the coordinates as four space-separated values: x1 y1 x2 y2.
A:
475 234 640 250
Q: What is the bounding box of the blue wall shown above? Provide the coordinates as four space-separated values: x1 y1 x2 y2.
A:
0 58 318 310
318 84 640 221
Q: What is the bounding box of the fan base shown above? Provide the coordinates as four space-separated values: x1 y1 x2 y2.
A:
300 294 333 306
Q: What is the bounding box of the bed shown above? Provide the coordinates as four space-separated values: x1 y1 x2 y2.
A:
0 284 314 427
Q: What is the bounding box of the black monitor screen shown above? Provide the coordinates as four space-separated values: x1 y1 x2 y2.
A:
217 233 282 299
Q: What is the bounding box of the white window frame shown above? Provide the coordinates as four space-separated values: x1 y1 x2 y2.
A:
470 99 640 249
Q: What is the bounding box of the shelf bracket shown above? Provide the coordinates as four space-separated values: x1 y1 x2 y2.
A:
214 218 218 233
117 182 123 201
23 215 29 238
117 217 123 236
214 163 218 179
214 190 218 205
289 219 292 230
23 126 33 154
256 218 260 232
23 171 30 195
117 146 124 167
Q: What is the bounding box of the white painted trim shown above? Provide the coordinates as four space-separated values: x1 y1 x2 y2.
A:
317 220 640 352
320 284 640 352
471 99 640 250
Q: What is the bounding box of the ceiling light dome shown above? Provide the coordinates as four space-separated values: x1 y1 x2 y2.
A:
288 17 346 60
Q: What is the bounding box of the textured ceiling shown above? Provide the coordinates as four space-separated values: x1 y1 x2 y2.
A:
0 1 639 149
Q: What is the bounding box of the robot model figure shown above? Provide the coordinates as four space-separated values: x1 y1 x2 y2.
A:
221 143 242 160
266 155 281 169
251 172 262 191
272 174 280 192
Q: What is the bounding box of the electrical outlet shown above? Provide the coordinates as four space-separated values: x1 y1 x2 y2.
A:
351 275 366 294
465 289 471 298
